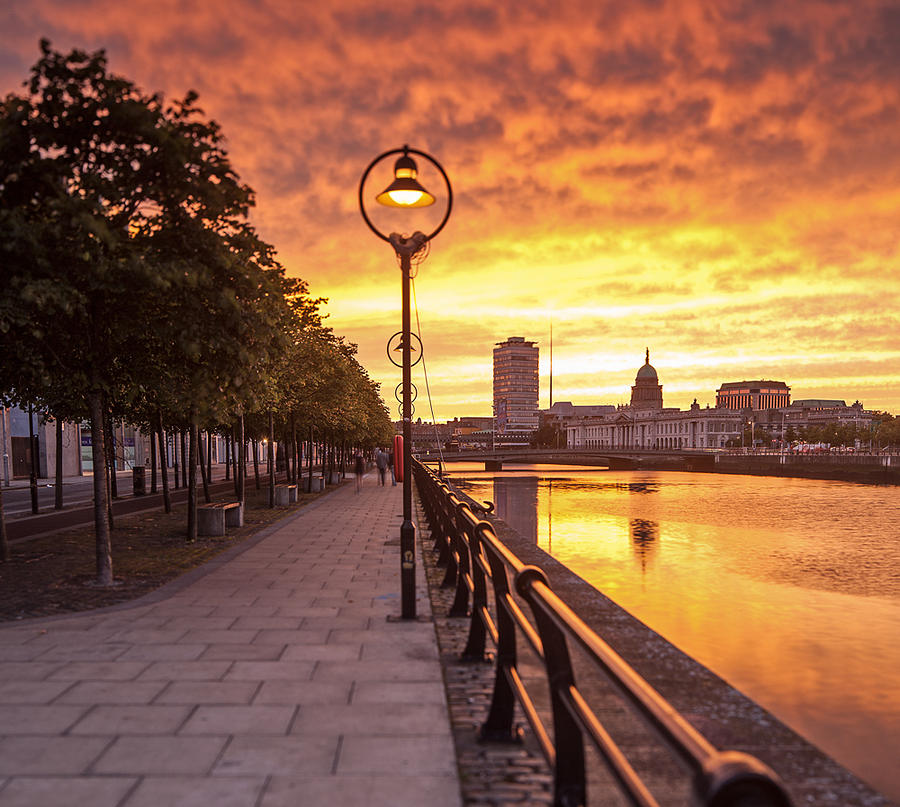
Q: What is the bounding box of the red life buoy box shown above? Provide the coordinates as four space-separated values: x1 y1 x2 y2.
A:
393 434 404 482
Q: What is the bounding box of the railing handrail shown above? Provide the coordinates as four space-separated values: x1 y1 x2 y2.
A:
412 457 793 807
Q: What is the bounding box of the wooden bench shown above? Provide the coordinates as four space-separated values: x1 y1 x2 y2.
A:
198 502 244 536
274 484 298 506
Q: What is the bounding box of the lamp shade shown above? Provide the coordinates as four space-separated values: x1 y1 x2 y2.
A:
375 150 435 207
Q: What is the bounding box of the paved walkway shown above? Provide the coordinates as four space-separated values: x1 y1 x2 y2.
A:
0 473 462 807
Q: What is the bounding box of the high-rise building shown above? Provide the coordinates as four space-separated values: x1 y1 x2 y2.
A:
493 336 539 434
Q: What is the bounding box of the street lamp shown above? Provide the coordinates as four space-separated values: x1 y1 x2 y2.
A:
359 145 452 620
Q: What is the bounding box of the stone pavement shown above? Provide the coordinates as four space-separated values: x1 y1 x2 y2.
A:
0 472 462 807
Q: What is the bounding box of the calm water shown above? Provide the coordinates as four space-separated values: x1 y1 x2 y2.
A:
447 463 900 801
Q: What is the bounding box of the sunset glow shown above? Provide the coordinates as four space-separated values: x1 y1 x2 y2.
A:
2 0 898 416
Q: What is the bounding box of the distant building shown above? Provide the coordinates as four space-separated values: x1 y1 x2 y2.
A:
630 348 664 410
716 381 790 410
566 352 744 449
493 336 539 435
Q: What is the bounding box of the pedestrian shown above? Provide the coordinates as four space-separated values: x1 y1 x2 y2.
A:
354 451 364 494
388 447 396 486
375 447 388 486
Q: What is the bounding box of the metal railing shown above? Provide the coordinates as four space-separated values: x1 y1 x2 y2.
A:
413 458 793 807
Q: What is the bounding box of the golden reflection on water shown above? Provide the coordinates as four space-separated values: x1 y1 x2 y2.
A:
449 464 900 801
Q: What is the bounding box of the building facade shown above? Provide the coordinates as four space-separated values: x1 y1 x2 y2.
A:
565 352 745 449
493 336 539 435
716 381 791 410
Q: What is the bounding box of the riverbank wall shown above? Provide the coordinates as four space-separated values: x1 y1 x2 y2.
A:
707 454 899 485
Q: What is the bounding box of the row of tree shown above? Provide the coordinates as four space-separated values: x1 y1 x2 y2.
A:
729 415 899 450
0 42 394 578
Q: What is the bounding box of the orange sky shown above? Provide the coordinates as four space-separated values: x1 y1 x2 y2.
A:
3 0 898 417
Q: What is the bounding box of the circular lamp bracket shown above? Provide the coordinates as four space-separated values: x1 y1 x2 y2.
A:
359 146 453 244
399 402 416 418
387 331 423 367
396 382 418 403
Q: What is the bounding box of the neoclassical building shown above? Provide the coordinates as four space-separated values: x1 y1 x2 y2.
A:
565 351 744 450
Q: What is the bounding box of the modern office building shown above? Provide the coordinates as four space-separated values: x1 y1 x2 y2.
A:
716 381 791 410
493 336 540 435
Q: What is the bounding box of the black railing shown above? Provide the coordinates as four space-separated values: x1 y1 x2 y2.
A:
413 457 793 807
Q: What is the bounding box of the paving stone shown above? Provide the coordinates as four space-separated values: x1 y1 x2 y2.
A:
259 775 461 807
70 705 193 735
0 704 89 734
154 681 259 705
57 680 168 705
179 704 296 735
0 736 111 775
136 660 232 681
338 735 458 776
0 776 137 807
47 661 150 681
200 643 286 661
253 680 352 705
122 775 265 807
213 736 339 776
0 679 74 704
93 735 228 775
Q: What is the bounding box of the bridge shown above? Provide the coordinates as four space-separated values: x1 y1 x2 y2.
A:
420 446 899 483
425 446 719 471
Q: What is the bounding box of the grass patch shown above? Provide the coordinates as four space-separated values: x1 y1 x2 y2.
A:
0 482 336 622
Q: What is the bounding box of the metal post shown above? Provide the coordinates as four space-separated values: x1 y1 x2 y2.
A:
400 249 416 619
0 407 9 487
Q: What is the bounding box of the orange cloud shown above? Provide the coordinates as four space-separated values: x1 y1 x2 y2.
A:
2 0 898 416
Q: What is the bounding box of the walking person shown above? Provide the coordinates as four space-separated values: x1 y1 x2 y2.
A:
388 446 397 486
375 447 388 486
354 451 364 494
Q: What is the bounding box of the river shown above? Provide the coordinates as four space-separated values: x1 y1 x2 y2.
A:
445 463 900 802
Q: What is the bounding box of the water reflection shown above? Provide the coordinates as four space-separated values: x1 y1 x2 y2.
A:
447 463 900 801
629 518 659 573
490 476 538 543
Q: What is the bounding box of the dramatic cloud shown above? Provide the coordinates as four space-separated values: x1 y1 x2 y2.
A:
2 0 898 416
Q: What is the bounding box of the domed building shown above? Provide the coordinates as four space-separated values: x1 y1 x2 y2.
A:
630 348 663 410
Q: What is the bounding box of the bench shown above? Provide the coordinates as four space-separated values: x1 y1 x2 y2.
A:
301 477 323 493
274 484 298 506
198 502 244 536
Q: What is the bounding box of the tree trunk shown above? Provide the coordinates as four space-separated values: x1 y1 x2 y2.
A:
199 431 211 503
173 430 180 490
207 430 212 483
187 415 198 542
268 410 276 507
28 405 38 515
102 408 115 529
104 410 117 500
290 413 297 483
236 414 245 506
252 438 261 489
180 431 187 488
156 412 171 514
55 417 64 510
225 433 231 481
88 390 113 586
307 425 313 491
150 426 158 494
0 486 10 562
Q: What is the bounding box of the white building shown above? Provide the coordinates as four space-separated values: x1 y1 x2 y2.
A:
565 352 744 450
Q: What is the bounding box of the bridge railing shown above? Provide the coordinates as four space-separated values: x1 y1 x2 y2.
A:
413 457 793 807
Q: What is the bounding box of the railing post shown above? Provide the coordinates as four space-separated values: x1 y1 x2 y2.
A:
478 523 522 741
448 502 471 617
516 567 586 807
461 519 490 662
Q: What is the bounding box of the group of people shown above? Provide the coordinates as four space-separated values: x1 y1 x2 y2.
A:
353 447 396 493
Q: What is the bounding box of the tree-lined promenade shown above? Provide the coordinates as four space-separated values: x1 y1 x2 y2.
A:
0 42 394 579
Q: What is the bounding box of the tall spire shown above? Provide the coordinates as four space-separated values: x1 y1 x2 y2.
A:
645 347 650 364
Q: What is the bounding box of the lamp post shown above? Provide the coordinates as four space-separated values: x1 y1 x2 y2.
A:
359 145 452 620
